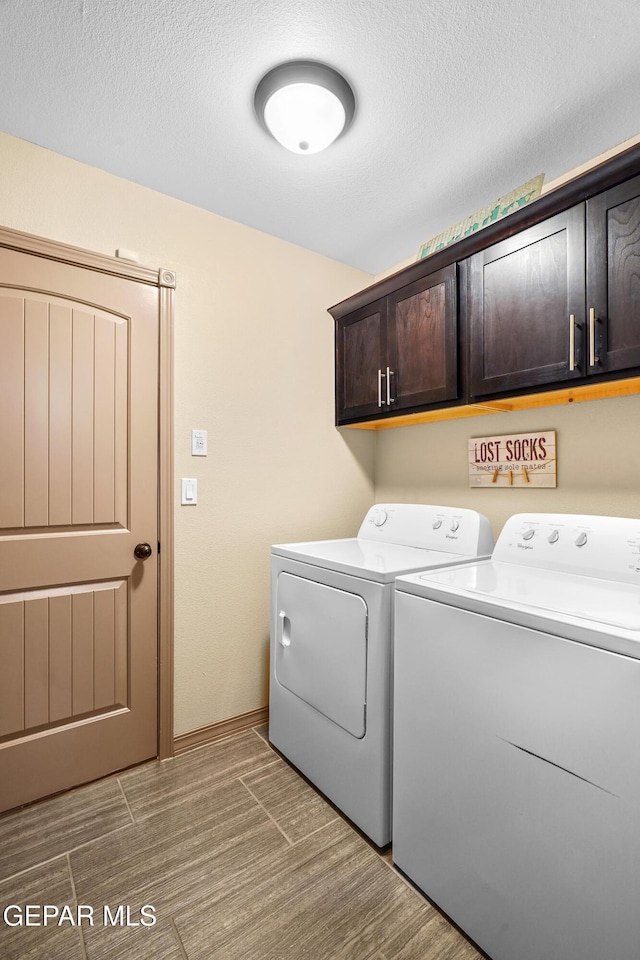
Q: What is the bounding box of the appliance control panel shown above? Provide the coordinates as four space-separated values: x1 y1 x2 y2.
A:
358 504 494 556
493 513 640 583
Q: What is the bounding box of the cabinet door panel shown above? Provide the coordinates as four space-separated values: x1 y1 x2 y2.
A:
468 207 586 398
335 300 386 422
588 176 640 374
388 264 458 410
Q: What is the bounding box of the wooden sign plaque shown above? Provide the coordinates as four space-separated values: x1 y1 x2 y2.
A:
468 431 557 488
417 174 545 260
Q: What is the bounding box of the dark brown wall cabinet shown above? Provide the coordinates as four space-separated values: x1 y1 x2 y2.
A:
335 265 457 424
466 207 586 398
588 175 640 375
329 145 640 427
466 173 640 399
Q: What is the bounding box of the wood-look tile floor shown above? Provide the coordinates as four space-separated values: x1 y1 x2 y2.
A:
0 726 483 960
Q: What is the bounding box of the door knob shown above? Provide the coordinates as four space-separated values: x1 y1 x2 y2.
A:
134 542 153 560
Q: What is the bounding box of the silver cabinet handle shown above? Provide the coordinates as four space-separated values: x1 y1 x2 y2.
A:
377 368 383 407
589 307 598 366
569 314 576 371
386 366 395 404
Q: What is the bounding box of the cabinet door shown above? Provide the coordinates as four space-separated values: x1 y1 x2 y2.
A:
467 206 586 398
387 264 458 411
587 175 640 375
335 298 387 423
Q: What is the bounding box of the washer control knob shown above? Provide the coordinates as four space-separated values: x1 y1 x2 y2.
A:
575 532 588 547
450 520 460 532
372 508 388 527
432 519 443 529
522 528 535 541
547 529 560 544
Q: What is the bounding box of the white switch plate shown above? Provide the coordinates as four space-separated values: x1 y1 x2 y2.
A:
181 478 198 505
191 429 208 456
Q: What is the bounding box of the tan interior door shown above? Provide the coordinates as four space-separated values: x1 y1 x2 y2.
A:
0 245 159 813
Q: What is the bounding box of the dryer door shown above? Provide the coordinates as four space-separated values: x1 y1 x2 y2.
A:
274 572 367 738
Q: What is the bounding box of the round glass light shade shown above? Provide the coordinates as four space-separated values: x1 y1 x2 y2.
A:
255 61 355 155
263 82 346 154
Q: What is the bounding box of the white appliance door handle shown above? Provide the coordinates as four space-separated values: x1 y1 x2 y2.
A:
278 611 291 647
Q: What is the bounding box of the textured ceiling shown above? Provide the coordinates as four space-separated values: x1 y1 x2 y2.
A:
1 0 639 274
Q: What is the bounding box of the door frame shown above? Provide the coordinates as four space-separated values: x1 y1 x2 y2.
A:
0 224 175 761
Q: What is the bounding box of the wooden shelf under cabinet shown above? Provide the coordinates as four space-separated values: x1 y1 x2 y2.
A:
341 376 640 430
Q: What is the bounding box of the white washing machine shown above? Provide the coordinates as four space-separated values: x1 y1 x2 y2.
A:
269 503 493 846
393 512 640 960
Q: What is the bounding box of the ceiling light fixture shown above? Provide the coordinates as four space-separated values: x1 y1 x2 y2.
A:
254 60 356 155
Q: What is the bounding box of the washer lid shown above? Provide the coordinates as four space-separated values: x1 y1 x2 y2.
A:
396 560 640 654
271 537 483 583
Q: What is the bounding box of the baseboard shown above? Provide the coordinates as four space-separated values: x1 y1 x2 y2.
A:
173 706 269 756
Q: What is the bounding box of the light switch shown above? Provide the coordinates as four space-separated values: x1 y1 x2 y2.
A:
191 429 208 456
181 478 198 505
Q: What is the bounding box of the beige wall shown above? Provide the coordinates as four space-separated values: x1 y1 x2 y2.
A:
374 395 640 544
0 131 375 735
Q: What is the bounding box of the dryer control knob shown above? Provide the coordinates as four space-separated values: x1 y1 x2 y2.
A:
372 508 388 527
522 528 535 541
575 532 588 547
432 519 443 529
450 520 460 532
547 529 560 544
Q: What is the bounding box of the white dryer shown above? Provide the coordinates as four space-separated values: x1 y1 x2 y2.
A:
393 512 640 960
269 503 493 846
